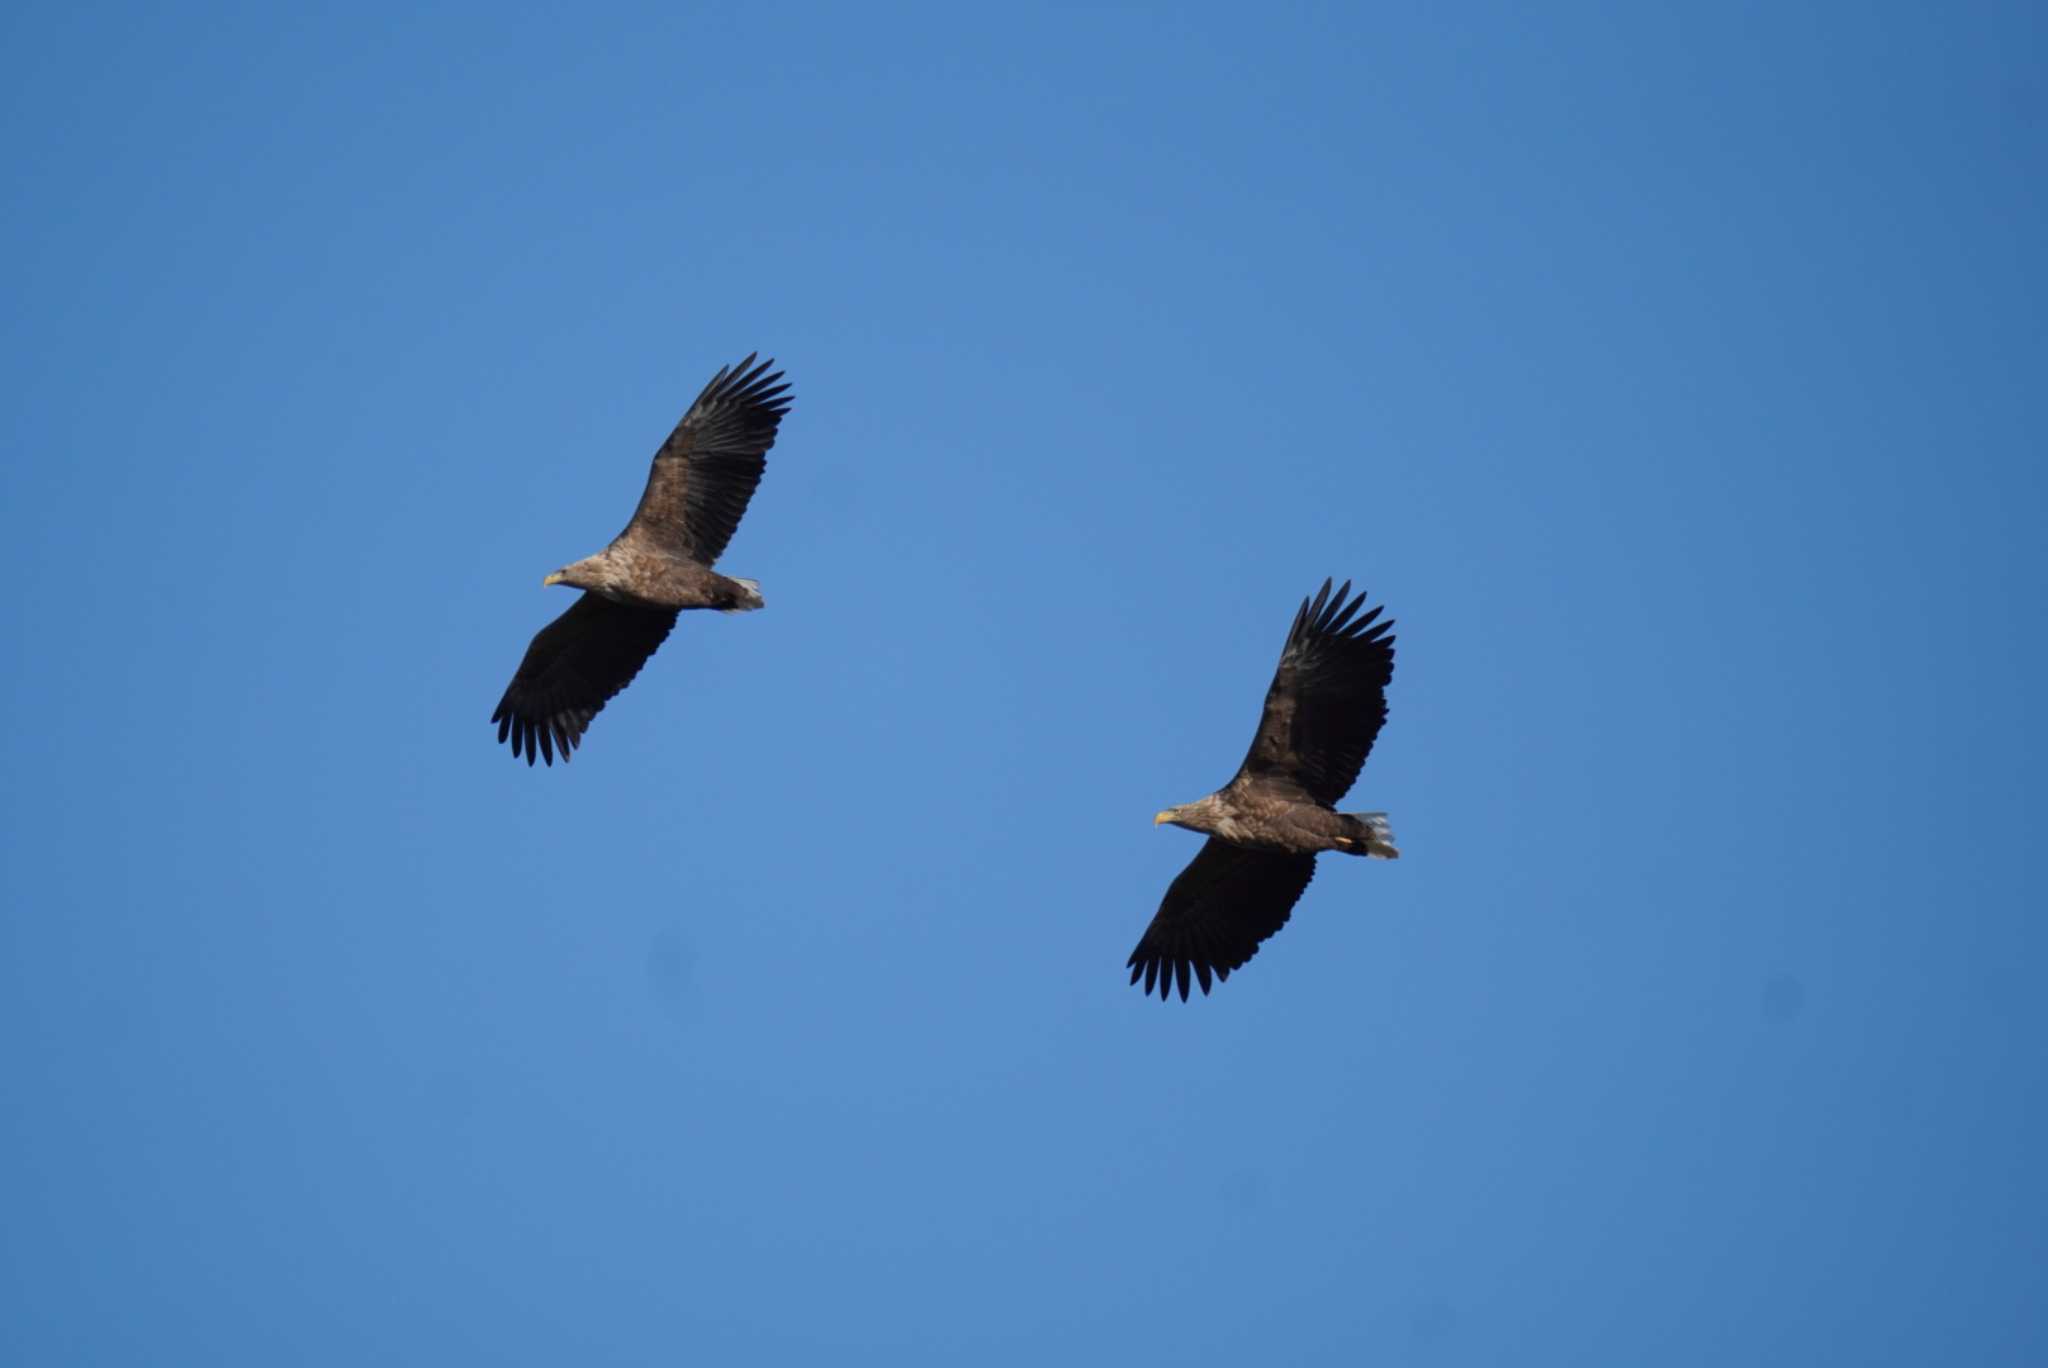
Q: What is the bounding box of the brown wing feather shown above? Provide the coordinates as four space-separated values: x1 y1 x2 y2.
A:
1126 840 1318 1001
1235 578 1396 806
491 594 678 766
622 354 792 565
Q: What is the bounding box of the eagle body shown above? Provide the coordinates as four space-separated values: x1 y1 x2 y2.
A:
491 354 791 766
551 542 763 614
1129 579 1401 1000
1156 785 1389 856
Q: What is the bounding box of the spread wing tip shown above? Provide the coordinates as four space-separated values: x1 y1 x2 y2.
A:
1294 579 1396 646
692 353 794 418
1126 945 1230 1002
491 702 597 768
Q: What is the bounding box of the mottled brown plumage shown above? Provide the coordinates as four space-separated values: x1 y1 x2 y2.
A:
492 355 791 766
1129 579 1400 1000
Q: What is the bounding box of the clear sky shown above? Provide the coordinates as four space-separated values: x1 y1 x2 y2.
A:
2 2 2042 1363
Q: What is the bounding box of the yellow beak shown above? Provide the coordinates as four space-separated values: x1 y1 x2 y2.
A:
1154 811 1173 825
542 572 565 586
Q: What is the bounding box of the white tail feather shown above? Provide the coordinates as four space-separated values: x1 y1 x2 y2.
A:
721 578 764 614
1348 812 1400 859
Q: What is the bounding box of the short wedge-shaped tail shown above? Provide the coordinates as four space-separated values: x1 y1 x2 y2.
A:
720 577 765 614
1344 812 1400 859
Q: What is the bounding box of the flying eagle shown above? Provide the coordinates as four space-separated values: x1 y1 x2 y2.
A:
491 355 791 765
1129 579 1400 1000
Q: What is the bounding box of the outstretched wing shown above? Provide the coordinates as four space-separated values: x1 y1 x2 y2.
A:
1234 578 1396 806
621 354 792 565
1126 840 1318 1001
491 594 678 766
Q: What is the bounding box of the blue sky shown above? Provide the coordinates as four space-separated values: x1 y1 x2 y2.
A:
2 2 2042 1363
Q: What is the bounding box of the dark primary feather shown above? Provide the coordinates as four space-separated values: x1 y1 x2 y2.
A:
623 354 792 565
1126 840 1318 1001
1236 578 1396 806
491 595 677 766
